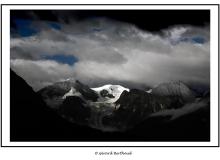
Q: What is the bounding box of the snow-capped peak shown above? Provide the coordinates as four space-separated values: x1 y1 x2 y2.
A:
91 84 129 103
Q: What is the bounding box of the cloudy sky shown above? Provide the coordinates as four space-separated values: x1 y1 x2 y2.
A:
10 10 210 91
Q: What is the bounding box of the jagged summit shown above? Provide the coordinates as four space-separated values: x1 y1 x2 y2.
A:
38 79 98 108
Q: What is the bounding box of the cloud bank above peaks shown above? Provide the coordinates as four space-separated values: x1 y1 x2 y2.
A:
10 17 210 91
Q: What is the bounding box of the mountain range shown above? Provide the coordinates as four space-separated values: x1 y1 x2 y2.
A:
11 69 210 141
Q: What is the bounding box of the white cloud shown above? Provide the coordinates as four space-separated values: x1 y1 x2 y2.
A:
10 59 75 90
10 18 210 90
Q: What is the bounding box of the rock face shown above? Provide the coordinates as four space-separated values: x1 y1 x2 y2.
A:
38 80 98 108
74 80 99 101
100 89 115 98
59 96 91 125
131 96 210 141
102 88 188 131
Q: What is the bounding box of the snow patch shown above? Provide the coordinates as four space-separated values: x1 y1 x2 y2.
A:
62 87 82 99
146 89 152 93
91 84 129 103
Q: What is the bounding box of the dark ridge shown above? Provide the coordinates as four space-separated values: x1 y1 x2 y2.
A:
10 69 103 141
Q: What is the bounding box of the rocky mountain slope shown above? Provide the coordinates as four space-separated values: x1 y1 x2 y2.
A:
37 78 209 133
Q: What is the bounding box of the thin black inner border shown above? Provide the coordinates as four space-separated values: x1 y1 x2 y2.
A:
1 4 219 147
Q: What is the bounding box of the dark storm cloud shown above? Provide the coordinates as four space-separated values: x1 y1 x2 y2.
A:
10 10 210 91
11 10 209 32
